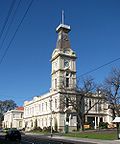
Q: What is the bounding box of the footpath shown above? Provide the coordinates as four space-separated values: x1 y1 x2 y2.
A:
51 135 120 144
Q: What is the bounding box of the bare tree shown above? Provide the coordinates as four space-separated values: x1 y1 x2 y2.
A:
60 76 105 131
104 67 120 117
75 77 106 131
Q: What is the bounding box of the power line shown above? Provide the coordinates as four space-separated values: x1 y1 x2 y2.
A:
0 0 34 65
0 0 22 52
0 0 16 41
78 57 120 78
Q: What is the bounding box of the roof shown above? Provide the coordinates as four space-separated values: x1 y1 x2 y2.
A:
16 107 24 111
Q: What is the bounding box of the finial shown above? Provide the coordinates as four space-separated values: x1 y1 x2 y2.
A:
62 10 64 24
56 10 70 32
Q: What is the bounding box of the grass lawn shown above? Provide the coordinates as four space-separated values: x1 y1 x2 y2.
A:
29 129 118 140
63 129 117 140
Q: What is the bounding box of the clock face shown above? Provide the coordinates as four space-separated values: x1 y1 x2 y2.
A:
64 60 69 68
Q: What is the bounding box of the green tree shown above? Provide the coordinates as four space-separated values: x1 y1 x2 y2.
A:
0 99 17 127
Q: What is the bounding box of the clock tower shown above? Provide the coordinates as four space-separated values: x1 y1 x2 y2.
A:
51 17 77 92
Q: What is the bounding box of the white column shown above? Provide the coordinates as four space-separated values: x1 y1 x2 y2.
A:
95 117 97 129
98 116 100 127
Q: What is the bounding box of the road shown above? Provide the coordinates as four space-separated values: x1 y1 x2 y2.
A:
0 133 94 144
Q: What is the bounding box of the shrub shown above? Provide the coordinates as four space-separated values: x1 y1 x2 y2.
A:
42 126 55 133
32 127 42 132
99 122 108 129
58 128 63 132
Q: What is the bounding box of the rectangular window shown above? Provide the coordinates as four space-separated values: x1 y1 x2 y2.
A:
66 78 69 87
95 103 97 112
46 118 47 126
42 103 44 112
13 114 15 118
50 99 52 110
39 104 41 112
98 103 101 111
42 118 43 126
27 108 28 115
89 99 91 108
19 121 22 127
21 113 23 118
32 107 34 114
55 99 57 108
46 102 47 110
55 79 57 88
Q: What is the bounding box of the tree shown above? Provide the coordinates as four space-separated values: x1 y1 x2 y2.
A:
74 77 106 131
60 76 105 131
104 67 120 117
0 99 17 127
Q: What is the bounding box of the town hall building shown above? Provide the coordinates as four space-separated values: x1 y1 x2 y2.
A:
23 20 78 132
23 19 113 132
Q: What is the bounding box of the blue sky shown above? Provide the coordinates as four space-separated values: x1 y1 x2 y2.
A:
0 0 120 106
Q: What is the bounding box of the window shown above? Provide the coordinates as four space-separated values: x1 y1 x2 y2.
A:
55 99 57 108
95 102 97 112
19 121 22 127
42 103 44 112
66 97 69 107
13 114 15 118
66 78 69 87
46 102 47 110
21 113 23 118
85 98 88 110
39 104 41 112
55 78 57 88
32 107 34 114
89 99 91 108
42 118 43 126
98 103 101 111
46 118 47 126
27 108 29 115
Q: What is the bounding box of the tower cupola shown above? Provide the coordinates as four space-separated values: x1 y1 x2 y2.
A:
56 11 71 51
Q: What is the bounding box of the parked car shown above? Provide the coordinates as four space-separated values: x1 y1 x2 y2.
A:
5 129 21 141
0 128 3 132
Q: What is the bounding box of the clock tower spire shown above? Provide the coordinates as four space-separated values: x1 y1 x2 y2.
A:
56 11 71 51
61 10 64 24
51 12 77 92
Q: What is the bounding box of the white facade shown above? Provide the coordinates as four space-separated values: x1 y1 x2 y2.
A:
84 97 113 129
3 109 24 129
24 92 77 132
